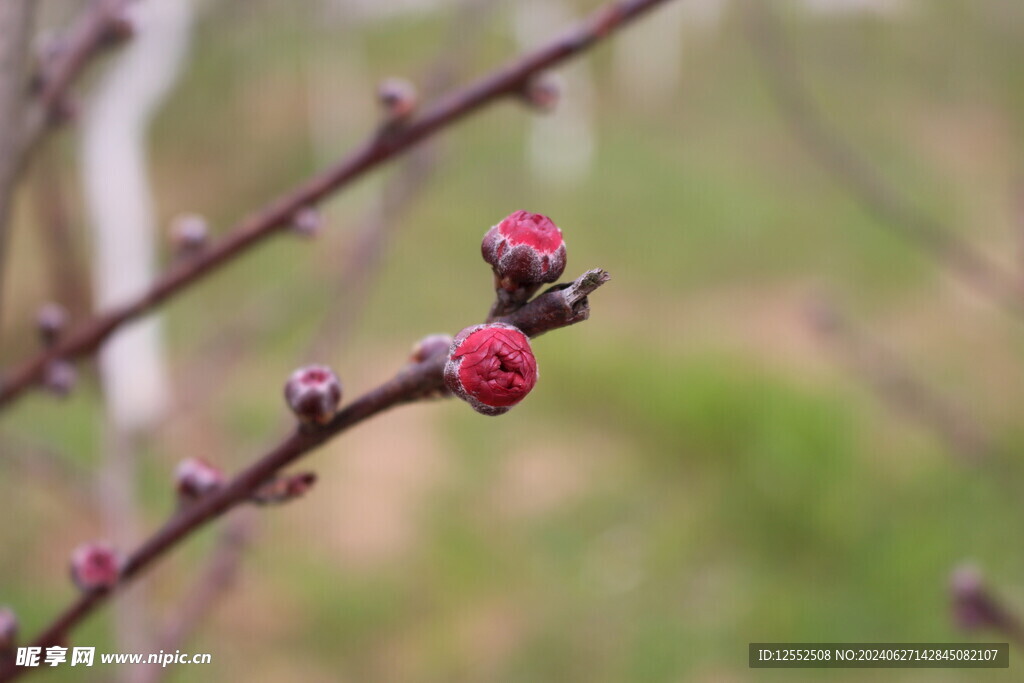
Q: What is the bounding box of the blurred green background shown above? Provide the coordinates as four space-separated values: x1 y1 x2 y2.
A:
4 0 1024 680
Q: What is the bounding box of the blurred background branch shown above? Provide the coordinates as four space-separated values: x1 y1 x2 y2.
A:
805 296 992 463
744 0 1024 320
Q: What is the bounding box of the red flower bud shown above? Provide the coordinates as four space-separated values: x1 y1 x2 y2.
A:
290 206 322 238
284 365 342 425
409 334 453 364
175 457 225 502
0 607 16 652
481 210 567 289
70 542 120 592
36 303 68 346
444 323 538 416
169 213 209 256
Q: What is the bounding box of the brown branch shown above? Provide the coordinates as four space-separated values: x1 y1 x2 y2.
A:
0 268 608 682
0 0 675 410
743 1 1024 319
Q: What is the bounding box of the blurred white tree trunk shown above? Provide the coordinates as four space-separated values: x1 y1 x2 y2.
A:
81 0 194 433
79 0 195 668
513 0 594 188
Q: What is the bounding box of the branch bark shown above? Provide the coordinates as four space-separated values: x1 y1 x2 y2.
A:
0 0 675 410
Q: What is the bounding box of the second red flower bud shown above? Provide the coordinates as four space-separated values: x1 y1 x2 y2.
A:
444 323 538 416
482 210 567 292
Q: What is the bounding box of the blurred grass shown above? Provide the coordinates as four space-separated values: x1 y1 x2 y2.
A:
5 0 1024 681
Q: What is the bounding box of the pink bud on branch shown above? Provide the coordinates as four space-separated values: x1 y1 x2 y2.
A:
377 77 418 126
949 564 1024 646
175 458 226 503
290 206 322 238
35 303 68 347
520 73 562 112
284 365 343 426
410 334 453 364
169 213 209 257
70 543 120 592
444 323 538 416
250 472 317 505
42 360 76 397
483 211 567 318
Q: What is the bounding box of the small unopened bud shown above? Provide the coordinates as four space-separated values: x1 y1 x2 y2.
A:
36 303 68 346
43 360 76 397
251 471 317 505
70 542 120 592
482 210 567 291
175 458 225 502
0 607 17 653
444 323 538 416
284 365 342 425
290 206 322 238
410 334 453 363
520 73 562 113
169 213 209 256
377 78 418 123
949 564 1016 633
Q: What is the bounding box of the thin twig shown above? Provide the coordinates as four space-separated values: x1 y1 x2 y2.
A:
0 268 609 682
743 1 1024 319
0 0 675 409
